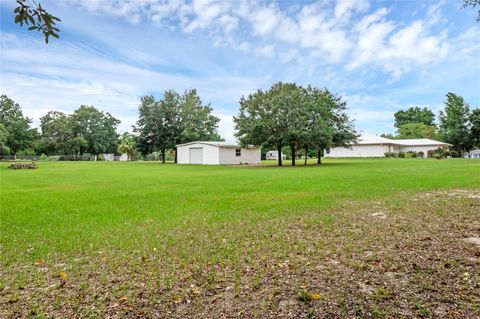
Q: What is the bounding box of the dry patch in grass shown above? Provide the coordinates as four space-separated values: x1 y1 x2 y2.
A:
1 190 479 318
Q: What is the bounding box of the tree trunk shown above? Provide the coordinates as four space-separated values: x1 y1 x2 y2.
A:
317 150 322 164
162 148 166 163
291 145 296 166
304 147 308 166
174 147 178 163
277 144 282 166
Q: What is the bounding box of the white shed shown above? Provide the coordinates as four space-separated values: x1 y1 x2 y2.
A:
466 149 480 159
325 135 452 158
266 150 286 160
176 141 261 165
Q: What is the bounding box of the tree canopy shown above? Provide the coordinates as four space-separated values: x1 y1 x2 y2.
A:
439 92 473 154
38 111 72 154
469 108 480 148
394 107 435 128
70 106 120 155
134 89 221 162
397 122 438 140
0 95 36 155
234 82 357 166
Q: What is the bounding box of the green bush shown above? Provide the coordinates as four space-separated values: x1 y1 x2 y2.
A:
39 154 48 161
406 151 417 158
428 148 449 159
9 162 38 169
384 152 399 158
417 151 425 158
398 151 406 158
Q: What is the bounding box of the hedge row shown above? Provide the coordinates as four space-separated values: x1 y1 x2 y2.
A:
384 151 425 158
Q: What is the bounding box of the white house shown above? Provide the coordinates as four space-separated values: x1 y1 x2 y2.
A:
265 150 286 160
176 141 261 165
325 136 452 158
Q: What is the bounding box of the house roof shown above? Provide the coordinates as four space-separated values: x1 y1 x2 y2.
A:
356 135 452 146
176 141 258 148
393 138 452 146
357 136 396 145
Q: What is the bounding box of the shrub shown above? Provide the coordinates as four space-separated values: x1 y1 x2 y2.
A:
406 151 417 158
97 154 105 161
417 151 425 158
384 152 399 158
39 154 48 161
398 151 406 158
48 155 60 161
9 162 38 169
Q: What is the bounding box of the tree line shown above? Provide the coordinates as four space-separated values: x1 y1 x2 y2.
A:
381 92 480 155
0 95 120 157
1 88 479 162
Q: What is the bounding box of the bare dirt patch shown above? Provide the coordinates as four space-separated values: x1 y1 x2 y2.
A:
1 190 479 318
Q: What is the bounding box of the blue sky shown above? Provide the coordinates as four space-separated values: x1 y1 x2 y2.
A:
1 0 479 141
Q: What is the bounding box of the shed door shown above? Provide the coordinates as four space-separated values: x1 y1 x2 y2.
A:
189 147 203 164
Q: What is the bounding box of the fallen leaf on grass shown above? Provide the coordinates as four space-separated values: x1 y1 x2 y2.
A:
192 287 200 295
173 296 183 304
311 293 321 300
119 296 128 303
59 272 68 282
35 259 45 266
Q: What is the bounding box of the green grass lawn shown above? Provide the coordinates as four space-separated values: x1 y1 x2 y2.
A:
1 158 479 318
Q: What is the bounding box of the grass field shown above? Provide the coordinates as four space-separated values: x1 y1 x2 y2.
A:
1 158 479 318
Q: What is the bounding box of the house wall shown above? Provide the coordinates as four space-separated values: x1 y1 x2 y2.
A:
325 144 388 157
177 143 220 164
219 147 261 164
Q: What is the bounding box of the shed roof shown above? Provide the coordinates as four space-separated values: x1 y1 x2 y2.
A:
176 141 258 148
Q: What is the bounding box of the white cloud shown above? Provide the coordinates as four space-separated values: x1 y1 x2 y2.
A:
66 0 475 78
256 44 276 58
0 33 266 139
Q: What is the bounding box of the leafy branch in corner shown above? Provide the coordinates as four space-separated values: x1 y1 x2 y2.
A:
463 0 480 22
13 0 61 43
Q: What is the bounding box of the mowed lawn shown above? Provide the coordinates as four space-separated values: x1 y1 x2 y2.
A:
1 158 479 318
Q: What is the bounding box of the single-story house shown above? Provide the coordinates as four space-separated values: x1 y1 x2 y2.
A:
465 149 480 159
176 141 261 165
325 136 452 158
265 150 286 160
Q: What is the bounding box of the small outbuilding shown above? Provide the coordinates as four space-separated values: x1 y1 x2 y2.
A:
265 150 286 160
466 149 480 159
176 141 261 165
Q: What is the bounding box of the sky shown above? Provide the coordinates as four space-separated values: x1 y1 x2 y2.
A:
1 0 479 142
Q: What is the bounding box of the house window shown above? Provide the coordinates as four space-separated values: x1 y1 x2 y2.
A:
235 148 241 156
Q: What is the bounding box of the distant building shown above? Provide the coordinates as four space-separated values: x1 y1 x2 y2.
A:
325 136 452 158
176 141 261 165
265 150 286 160
466 149 480 159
